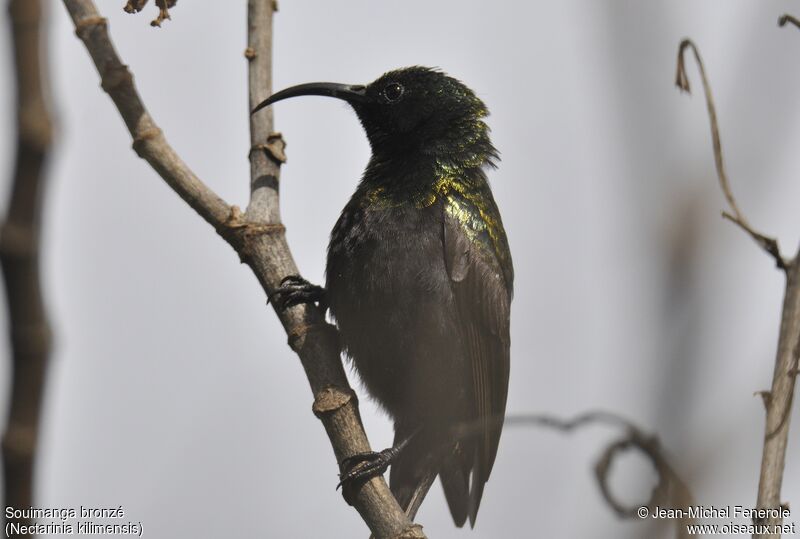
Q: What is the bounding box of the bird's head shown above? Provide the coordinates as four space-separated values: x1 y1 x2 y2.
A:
253 66 497 168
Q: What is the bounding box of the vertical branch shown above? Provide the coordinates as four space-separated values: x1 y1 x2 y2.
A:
1 0 54 530
676 39 798 539
246 0 280 222
242 3 423 537
755 261 800 538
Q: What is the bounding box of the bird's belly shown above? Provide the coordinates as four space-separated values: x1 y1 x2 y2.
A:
326 205 468 422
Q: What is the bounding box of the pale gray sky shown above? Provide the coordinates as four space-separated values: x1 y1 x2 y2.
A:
1 1 799 537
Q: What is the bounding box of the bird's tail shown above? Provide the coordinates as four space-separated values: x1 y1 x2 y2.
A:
440 449 471 527
390 428 485 527
442 437 494 528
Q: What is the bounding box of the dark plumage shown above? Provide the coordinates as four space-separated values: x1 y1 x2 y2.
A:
255 66 512 528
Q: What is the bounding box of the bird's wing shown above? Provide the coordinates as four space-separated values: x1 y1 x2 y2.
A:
441 180 512 527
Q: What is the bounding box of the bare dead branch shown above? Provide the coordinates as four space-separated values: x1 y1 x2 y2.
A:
721 212 785 270
676 37 800 539
675 39 786 270
61 1 422 536
748 257 800 539
1 1 54 533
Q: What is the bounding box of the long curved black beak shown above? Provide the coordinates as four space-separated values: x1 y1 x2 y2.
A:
251 82 367 115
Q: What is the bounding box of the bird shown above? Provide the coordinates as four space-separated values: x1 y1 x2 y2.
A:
253 66 512 528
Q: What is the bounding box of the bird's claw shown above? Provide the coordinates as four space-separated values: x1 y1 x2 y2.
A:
270 275 327 311
337 447 400 490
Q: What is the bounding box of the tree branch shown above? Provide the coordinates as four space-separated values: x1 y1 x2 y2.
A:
1 0 54 532
675 39 800 539
752 262 800 538
60 1 423 536
675 39 787 271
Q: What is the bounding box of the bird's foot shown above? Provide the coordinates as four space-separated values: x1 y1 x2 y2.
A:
270 275 327 311
337 445 403 491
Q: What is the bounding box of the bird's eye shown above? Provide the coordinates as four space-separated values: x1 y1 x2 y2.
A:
382 82 404 103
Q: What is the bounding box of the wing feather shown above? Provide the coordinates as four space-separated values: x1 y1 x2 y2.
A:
442 184 511 526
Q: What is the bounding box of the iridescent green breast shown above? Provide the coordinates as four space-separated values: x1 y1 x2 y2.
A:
430 175 512 291
359 170 512 291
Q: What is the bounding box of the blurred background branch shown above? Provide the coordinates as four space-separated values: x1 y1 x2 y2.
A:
506 411 693 538
0 0 53 533
676 37 799 539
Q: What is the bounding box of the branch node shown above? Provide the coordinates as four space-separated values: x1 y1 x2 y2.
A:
755 390 772 409
0 223 37 257
224 205 283 236
312 386 356 418
390 525 426 539
721 212 786 270
250 132 287 164
288 321 338 352
221 207 286 259
100 64 133 94
244 47 257 60
74 15 107 39
225 205 245 225
2 425 37 457
131 127 162 157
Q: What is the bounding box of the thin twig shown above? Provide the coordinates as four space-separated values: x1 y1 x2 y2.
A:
778 14 800 31
1 0 54 533
676 38 800 539
61 1 422 537
675 39 786 271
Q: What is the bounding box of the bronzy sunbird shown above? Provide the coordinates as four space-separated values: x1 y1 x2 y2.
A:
253 67 513 527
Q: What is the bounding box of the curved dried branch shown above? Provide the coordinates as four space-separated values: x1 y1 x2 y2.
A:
506 411 693 535
675 39 786 270
61 1 422 537
1 0 54 530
